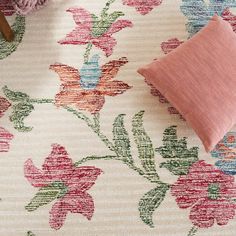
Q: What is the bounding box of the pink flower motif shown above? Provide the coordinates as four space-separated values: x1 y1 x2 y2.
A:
12 0 49 16
161 38 184 54
24 144 102 230
171 160 236 228
0 127 13 152
222 8 236 33
122 0 162 15
0 96 13 152
50 56 131 114
58 7 133 57
0 96 11 118
0 0 15 16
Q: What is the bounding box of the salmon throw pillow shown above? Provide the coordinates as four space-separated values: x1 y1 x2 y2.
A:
138 15 236 152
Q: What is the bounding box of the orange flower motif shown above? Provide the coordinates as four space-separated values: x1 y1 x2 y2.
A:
50 55 131 114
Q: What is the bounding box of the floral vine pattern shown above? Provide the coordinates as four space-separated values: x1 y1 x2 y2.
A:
2 85 232 235
2 0 236 235
4 75 233 234
1 81 203 232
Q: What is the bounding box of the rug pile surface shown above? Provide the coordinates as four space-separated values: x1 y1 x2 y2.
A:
1 0 236 235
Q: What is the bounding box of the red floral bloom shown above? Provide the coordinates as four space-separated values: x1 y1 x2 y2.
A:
50 57 131 114
0 96 13 152
222 9 236 33
122 0 162 15
58 7 132 57
24 144 102 230
0 0 15 16
171 160 236 228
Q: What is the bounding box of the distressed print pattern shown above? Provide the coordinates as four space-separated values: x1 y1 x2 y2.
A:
1 0 236 236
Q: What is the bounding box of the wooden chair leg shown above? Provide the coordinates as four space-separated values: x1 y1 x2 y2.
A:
0 10 14 42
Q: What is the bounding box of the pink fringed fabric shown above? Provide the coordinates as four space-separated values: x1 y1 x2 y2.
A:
12 0 49 15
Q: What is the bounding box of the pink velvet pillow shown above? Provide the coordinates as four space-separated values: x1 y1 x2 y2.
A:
138 15 236 152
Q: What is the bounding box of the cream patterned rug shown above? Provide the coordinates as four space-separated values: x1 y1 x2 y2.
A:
1 0 236 235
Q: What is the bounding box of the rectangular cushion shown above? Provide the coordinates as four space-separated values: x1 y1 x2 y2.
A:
138 15 236 152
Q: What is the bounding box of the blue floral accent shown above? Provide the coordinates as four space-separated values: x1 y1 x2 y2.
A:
80 54 101 90
211 132 236 175
215 160 236 175
181 0 236 36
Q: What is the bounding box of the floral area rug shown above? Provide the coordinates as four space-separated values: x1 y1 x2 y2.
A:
1 0 236 235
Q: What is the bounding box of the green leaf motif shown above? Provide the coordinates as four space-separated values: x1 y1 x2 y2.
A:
108 11 125 23
113 114 133 162
187 226 198 236
91 11 124 38
3 86 30 102
139 183 169 228
132 111 159 182
25 181 67 212
156 126 199 176
10 102 34 132
0 16 25 60
27 231 35 236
